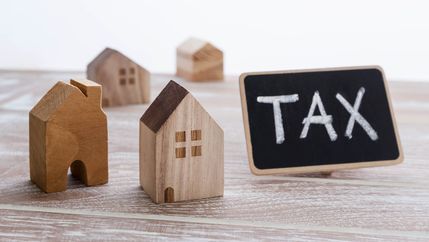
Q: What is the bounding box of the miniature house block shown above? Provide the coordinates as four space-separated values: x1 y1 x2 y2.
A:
176 38 224 82
29 79 108 193
87 47 150 107
140 80 224 203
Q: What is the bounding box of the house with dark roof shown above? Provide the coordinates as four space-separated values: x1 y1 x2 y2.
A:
87 47 150 107
139 80 224 203
29 79 108 193
176 37 224 82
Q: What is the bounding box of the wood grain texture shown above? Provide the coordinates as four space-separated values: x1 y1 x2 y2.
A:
176 38 224 82
0 70 429 240
3 209 427 241
29 79 108 193
140 81 224 203
87 48 150 107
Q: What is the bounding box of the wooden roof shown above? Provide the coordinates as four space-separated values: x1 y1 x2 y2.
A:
87 47 148 73
176 38 221 58
140 80 189 132
30 81 80 121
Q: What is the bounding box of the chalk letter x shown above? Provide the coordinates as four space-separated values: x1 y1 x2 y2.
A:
336 87 378 141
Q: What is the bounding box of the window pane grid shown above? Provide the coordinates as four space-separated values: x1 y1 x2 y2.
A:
175 147 186 158
191 130 202 141
175 131 186 142
191 146 202 157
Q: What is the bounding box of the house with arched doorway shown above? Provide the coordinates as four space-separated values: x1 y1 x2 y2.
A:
29 79 108 193
139 80 224 203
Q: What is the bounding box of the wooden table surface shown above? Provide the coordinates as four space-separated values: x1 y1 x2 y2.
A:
0 70 428 241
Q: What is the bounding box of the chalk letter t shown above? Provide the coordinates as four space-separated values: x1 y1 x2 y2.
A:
257 94 299 144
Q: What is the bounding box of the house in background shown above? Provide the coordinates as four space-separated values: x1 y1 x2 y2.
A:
87 48 150 107
29 79 108 193
176 38 224 82
139 80 224 203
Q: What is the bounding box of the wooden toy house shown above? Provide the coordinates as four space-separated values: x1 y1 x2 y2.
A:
87 48 150 107
176 38 224 82
139 80 224 203
29 79 108 193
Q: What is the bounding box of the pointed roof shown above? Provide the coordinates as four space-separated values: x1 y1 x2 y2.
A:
140 80 189 132
31 81 81 121
87 47 148 73
177 38 222 58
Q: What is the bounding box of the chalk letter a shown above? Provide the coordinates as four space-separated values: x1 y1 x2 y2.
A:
300 91 338 141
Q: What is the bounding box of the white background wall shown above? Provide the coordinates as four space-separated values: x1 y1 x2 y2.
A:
1 0 428 81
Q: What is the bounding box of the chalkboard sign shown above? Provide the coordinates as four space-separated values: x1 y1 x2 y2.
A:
239 66 403 175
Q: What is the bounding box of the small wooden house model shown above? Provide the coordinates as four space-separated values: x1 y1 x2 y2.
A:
176 38 224 82
87 48 150 107
140 80 224 203
29 79 108 193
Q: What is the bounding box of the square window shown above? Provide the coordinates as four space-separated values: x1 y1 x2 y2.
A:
119 68 126 75
119 78 126 85
129 67 135 74
129 78 135 84
175 131 186 142
191 130 202 141
191 146 202 157
176 147 186 158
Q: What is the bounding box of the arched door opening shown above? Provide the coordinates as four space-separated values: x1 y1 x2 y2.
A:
69 160 88 187
164 187 175 203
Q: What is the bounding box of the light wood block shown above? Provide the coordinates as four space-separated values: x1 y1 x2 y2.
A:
29 79 108 193
87 48 150 107
140 80 224 203
176 38 224 82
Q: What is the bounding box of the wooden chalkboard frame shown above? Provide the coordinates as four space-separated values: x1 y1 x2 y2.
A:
239 66 404 175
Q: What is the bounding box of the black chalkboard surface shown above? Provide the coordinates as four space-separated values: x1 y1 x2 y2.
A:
239 66 403 175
